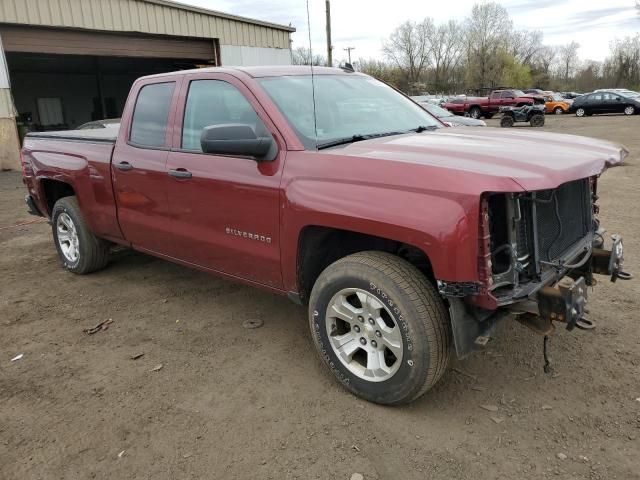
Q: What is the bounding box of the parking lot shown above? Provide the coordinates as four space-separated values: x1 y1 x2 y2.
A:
1 114 639 480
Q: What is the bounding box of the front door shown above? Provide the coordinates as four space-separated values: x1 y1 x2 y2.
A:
111 78 181 255
165 74 284 289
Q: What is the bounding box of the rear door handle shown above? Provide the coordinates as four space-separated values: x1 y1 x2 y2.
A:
168 168 192 179
114 161 133 171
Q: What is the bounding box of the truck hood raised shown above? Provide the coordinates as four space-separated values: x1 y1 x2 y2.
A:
324 127 628 191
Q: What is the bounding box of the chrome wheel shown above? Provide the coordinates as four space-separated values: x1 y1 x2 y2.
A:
56 212 79 263
326 288 403 382
624 106 635 115
554 107 563 115
576 108 585 117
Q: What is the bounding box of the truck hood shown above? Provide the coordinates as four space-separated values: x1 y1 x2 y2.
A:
324 127 628 191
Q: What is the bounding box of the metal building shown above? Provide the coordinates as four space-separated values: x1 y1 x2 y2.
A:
0 0 295 170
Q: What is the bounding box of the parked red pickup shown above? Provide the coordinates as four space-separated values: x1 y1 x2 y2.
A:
22 66 629 404
443 89 544 119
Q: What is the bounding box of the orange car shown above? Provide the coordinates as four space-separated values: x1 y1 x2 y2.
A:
543 93 571 114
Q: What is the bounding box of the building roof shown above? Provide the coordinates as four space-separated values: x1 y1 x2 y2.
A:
0 0 294 49
143 0 295 32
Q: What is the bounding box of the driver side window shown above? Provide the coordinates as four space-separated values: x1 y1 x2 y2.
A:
182 80 263 152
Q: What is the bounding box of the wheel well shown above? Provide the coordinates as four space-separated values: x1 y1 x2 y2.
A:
296 226 435 305
41 179 75 214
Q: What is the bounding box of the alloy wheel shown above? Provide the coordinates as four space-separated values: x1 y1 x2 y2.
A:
56 212 80 263
325 288 403 382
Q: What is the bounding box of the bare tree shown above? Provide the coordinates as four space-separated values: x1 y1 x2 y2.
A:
464 2 513 87
428 20 465 91
292 47 326 66
383 19 435 87
557 41 580 87
509 29 544 66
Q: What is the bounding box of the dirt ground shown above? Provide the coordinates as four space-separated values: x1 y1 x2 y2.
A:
1 114 639 480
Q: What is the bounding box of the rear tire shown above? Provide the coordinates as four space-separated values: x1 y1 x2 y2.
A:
469 106 482 119
51 196 110 274
554 107 564 115
308 251 451 405
624 105 635 116
500 115 515 128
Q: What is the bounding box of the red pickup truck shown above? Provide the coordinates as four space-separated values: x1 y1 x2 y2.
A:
443 89 544 119
22 66 630 405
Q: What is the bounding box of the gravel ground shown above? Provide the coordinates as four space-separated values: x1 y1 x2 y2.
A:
1 114 639 480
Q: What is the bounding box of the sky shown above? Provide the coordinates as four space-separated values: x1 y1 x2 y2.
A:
179 0 639 63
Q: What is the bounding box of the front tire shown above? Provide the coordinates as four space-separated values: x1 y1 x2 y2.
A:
308 251 451 405
624 105 635 116
51 196 110 274
575 107 586 117
554 107 564 115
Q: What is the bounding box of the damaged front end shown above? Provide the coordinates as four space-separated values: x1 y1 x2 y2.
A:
440 175 631 360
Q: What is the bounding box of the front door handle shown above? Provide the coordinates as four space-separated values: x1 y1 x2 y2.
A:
114 161 133 171
168 168 192 179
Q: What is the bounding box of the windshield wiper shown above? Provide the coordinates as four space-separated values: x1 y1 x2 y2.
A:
408 125 440 133
316 130 405 150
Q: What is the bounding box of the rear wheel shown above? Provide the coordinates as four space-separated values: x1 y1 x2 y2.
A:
554 107 564 115
308 251 451 405
500 115 515 128
469 106 482 119
51 196 110 274
624 105 635 116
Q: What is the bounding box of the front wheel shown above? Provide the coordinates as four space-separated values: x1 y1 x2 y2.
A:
624 105 635 116
575 107 586 117
530 114 545 127
51 196 110 274
308 251 452 405
554 107 564 115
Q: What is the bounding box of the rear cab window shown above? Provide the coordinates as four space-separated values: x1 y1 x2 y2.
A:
129 82 175 148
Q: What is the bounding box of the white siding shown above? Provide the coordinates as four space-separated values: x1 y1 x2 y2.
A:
220 45 292 67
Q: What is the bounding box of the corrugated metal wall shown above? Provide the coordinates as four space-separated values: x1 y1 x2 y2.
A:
0 0 292 49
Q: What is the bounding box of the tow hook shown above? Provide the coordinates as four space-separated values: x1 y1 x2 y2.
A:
592 235 633 282
537 276 589 332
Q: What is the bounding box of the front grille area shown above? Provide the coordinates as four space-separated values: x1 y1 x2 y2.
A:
533 179 592 262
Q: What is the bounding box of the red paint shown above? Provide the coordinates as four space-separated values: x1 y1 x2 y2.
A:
21 67 626 307
443 89 544 116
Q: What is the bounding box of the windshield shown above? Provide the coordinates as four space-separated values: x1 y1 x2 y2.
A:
421 103 452 118
257 74 441 149
512 90 526 97
552 94 564 101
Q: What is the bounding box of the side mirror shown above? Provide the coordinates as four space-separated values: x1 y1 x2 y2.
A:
200 123 276 161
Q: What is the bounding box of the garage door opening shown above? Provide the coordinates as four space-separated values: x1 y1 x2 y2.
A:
0 25 218 138
7 52 211 135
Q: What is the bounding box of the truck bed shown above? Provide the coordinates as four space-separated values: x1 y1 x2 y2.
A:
26 128 117 143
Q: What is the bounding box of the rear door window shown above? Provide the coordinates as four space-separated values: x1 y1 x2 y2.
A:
130 82 175 148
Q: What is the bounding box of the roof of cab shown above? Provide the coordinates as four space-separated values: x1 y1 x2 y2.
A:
137 65 360 82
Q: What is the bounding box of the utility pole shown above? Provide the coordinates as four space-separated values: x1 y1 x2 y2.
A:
344 47 355 64
325 0 332 67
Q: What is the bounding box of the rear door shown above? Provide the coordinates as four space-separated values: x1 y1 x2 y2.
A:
164 72 285 288
111 76 182 254
589 93 604 113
